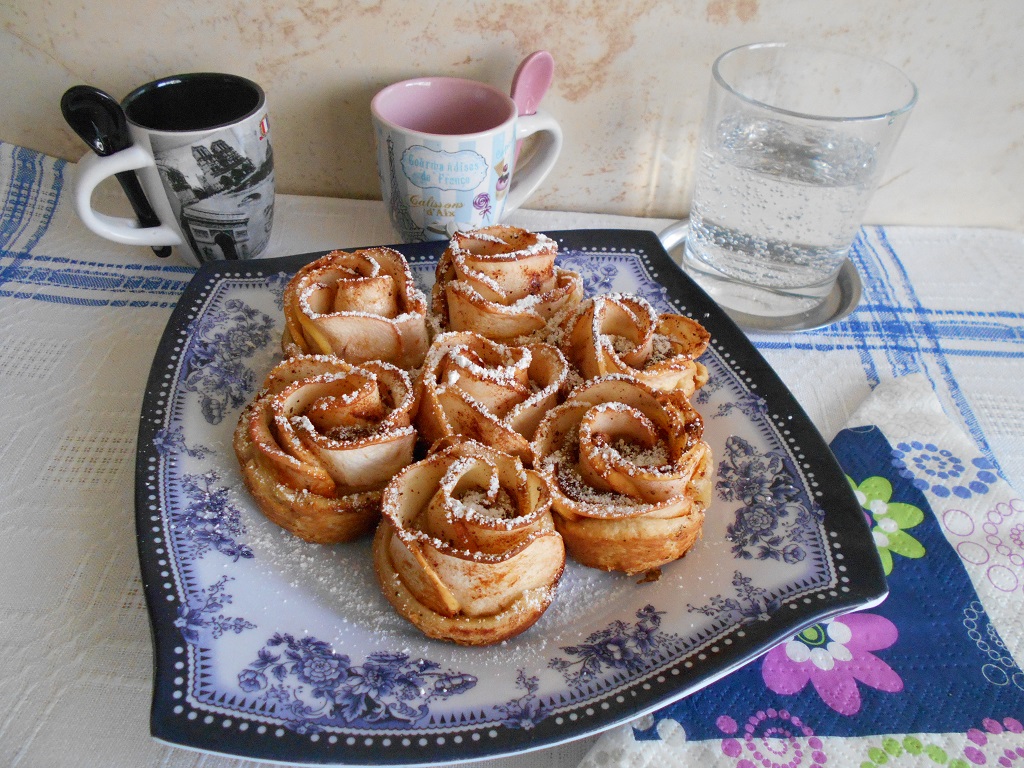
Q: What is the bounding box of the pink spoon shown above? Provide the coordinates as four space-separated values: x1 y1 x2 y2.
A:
511 50 554 162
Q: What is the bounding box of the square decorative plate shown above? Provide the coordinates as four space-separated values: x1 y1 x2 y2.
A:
135 229 886 765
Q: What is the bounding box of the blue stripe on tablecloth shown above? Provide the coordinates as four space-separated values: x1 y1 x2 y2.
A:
0 141 194 308
0 251 193 307
757 226 1024 480
0 144 64 255
870 227 999 466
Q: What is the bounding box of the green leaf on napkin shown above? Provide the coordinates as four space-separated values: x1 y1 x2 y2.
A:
848 475 926 576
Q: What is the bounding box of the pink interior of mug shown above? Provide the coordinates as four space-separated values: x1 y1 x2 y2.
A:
372 77 514 135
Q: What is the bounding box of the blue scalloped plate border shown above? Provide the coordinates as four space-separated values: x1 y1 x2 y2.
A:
135 229 886 765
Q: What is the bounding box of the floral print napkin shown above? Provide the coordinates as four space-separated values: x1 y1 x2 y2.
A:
578 374 1024 768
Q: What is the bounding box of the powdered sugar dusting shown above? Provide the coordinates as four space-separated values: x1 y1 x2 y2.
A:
449 230 556 263
649 333 677 364
544 448 643 509
611 437 669 469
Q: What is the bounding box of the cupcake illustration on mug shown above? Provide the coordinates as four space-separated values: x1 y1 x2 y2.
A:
495 158 511 198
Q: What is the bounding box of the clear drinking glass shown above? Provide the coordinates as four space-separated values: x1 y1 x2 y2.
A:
682 42 917 319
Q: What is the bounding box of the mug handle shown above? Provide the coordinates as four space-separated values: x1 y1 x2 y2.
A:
74 144 182 247
504 109 562 215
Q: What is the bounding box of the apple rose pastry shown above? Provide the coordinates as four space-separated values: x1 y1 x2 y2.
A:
532 375 713 575
282 247 429 369
417 331 569 464
373 439 565 646
559 293 711 396
233 355 418 544
432 225 583 343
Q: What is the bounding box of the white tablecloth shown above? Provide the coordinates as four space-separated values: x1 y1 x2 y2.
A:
1 140 1022 767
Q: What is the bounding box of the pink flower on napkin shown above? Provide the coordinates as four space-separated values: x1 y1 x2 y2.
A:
761 613 903 716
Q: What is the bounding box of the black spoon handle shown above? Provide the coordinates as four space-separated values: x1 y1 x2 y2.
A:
112 172 171 258
61 85 172 258
114 172 159 228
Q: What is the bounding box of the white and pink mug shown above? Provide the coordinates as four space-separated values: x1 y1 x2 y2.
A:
371 77 562 242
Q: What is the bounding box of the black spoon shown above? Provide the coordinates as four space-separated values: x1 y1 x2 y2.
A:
61 85 171 257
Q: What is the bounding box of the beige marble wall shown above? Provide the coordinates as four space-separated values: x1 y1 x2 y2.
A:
2 0 1022 231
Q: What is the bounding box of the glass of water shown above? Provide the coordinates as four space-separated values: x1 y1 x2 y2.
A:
682 42 917 320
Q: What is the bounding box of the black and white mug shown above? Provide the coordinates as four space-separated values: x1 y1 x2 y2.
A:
74 72 275 265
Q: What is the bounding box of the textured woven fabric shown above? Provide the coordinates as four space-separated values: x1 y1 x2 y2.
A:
0 139 1022 768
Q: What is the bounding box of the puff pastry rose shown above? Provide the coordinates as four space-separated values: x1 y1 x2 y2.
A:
233 355 418 544
282 247 429 369
559 293 710 396
416 331 569 464
532 375 713 575
431 225 583 343
373 438 565 646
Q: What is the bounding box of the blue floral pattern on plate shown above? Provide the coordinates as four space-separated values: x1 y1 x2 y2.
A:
549 606 681 688
717 436 826 563
238 636 478 732
174 576 256 644
179 297 276 425
135 230 885 765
